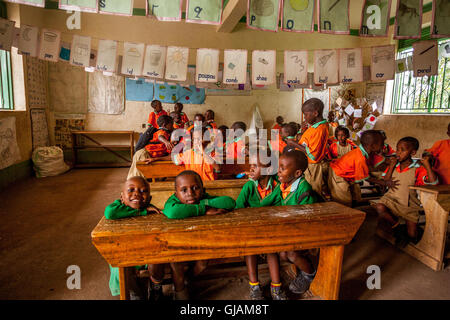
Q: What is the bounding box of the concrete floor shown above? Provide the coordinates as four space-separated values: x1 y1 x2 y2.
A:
0 168 449 300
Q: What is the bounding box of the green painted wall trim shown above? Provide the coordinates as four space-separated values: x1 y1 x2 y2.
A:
0 159 33 190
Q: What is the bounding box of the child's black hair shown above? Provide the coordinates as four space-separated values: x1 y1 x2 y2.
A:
194 113 205 121
126 176 150 188
360 130 384 148
232 121 247 132
302 98 324 115
335 125 350 139
281 149 308 172
206 109 215 118
218 125 228 131
151 100 161 108
398 136 419 151
157 114 174 128
175 170 203 189
174 102 183 110
282 123 298 137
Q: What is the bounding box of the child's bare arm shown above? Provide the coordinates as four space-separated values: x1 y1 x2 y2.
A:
285 139 306 152
158 135 174 151
383 157 398 181
367 177 400 191
420 155 438 183
143 155 171 164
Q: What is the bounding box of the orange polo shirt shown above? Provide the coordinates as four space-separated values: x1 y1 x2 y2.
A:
327 138 357 159
148 110 168 128
298 120 329 163
330 145 370 183
425 139 450 185
269 135 287 154
272 123 282 131
180 112 189 125
173 148 217 181
368 143 396 168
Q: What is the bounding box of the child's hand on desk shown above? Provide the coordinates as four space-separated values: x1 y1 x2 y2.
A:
205 207 228 216
164 141 175 151
143 158 156 164
147 204 162 215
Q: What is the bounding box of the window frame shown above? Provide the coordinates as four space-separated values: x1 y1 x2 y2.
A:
0 49 14 110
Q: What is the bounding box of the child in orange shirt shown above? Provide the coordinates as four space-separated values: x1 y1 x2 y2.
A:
270 123 297 155
327 126 356 159
423 123 450 185
145 115 175 158
272 116 284 130
328 130 396 206
174 102 189 126
225 121 247 161
204 109 217 129
170 111 184 129
148 100 168 129
286 98 329 196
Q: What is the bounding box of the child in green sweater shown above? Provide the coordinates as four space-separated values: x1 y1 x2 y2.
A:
104 176 165 301
273 150 317 296
163 170 236 299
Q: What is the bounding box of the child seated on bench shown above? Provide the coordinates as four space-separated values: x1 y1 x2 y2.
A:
170 111 184 129
148 100 168 129
373 137 438 247
174 102 189 126
327 126 356 159
104 176 165 301
423 122 450 185
162 170 236 299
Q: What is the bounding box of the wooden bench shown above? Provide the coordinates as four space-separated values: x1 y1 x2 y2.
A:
150 179 247 209
137 160 250 182
376 185 450 271
91 202 366 300
71 130 135 168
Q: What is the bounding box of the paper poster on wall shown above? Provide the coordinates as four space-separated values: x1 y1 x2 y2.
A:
394 0 423 39
146 0 183 21
284 50 308 85
314 49 339 85
70 35 91 68
54 118 85 149
165 46 189 82
121 42 145 76
431 0 450 38
59 0 98 13
38 29 61 62
371 45 395 81
365 82 386 113
339 48 363 84
30 109 50 149
413 40 438 78
359 0 391 37
395 57 408 73
142 45 166 79
223 49 247 85
0 117 21 170
18 24 38 57
186 0 223 25
177 85 206 104
99 0 134 16
196 48 220 83
125 77 154 101
89 72 124 114
318 0 350 34
252 50 276 85
0 18 16 51
96 39 117 73
4 0 45 7
247 0 281 32
281 0 315 32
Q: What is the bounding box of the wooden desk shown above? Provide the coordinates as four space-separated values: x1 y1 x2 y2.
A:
150 179 247 209
71 130 135 168
137 160 250 182
91 202 365 300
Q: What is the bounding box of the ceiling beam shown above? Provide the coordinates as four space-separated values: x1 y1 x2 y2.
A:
216 0 247 33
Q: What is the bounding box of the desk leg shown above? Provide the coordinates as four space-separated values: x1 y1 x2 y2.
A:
119 267 130 300
310 245 344 300
71 133 77 167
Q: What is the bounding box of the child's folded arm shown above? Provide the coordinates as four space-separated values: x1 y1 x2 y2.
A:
201 196 236 211
104 200 147 220
163 195 207 219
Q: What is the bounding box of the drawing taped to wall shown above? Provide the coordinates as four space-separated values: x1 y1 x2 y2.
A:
165 46 189 82
38 28 61 62
142 44 167 79
281 0 315 32
370 45 395 81
284 50 308 85
18 24 39 57
196 48 220 83
0 117 21 170
223 49 248 85
96 39 117 73
70 35 91 68
252 50 276 85
394 0 423 39
121 42 145 77
247 0 281 32
314 49 339 85
0 18 16 51
318 0 350 34
339 48 363 83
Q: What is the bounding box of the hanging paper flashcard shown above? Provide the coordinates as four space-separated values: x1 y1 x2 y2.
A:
99 0 134 16
59 0 99 13
247 0 281 32
18 24 39 57
314 49 339 85
284 50 308 85
121 42 145 76
96 39 117 73
142 45 166 79
394 0 423 39
223 49 248 85
4 0 45 7
318 0 350 34
431 0 450 38
359 0 392 37
395 58 408 73
165 46 189 82
59 42 71 62
186 0 224 25
146 0 183 21
196 48 220 83
281 0 315 32
413 40 439 78
0 18 16 51
70 35 91 68
371 45 395 81
252 50 276 85
339 48 363 84
38 29 61 62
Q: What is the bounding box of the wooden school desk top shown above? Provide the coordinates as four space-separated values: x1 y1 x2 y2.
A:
91 202 365 268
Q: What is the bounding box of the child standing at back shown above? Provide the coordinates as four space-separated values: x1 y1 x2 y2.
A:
104 176 165 301
286 98 329 196
148 100 168 129
374 137 438 246
423 122 450 185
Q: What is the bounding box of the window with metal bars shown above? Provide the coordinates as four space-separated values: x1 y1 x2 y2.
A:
391 39 449 114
